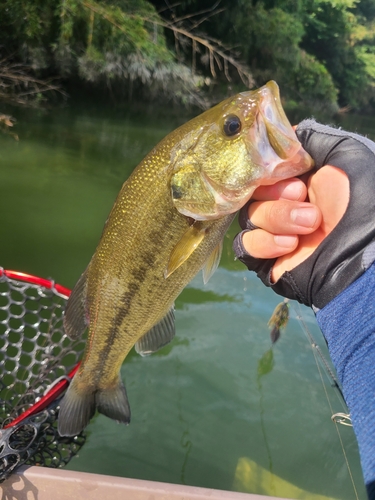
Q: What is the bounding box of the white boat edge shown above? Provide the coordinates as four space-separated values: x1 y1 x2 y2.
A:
1 465 289 500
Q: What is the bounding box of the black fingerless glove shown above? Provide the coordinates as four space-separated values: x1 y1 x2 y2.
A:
233 119 375 310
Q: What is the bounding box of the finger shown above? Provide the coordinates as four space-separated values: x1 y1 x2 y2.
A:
252 178 307 202
248 200 321 235
307 165 349 236
271 228 326 282
270 167 349 282
242 230 299 259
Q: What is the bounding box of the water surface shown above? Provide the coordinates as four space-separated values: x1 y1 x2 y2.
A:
0 102 370 499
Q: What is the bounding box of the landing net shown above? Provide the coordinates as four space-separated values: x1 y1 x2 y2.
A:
0 268 85 482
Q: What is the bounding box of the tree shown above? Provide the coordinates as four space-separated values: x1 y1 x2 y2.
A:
1 0 375 111
301 0 375 109
0 0 252 107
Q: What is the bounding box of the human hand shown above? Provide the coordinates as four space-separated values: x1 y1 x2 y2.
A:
240 166 349 281
233 119 375 310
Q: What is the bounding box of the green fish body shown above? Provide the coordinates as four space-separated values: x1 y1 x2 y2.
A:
58 81 313 436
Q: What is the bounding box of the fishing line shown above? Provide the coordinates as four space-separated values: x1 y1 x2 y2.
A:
292 302 348 412
291 301 359 500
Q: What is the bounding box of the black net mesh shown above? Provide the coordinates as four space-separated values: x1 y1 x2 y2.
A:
0 271 86 482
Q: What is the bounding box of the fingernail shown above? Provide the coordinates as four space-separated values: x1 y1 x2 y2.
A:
279 180 303 200
291 207 318 228
274 235 297 248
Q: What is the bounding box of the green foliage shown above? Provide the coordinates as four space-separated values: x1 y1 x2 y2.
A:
1 0 375 110
155 0 375 110
290 52 339 111
301 0 375 108
55 0 174 77
237 4 305 68
0 0 202 105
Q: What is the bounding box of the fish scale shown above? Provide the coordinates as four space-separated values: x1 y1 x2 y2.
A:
58 81 313 436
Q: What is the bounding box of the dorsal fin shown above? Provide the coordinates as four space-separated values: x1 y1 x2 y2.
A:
63 269 89 340
135 306 175 356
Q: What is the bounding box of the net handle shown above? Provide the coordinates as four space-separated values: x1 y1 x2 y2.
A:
0 268 71 298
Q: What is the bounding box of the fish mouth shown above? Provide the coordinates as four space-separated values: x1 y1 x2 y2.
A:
247 81 313 181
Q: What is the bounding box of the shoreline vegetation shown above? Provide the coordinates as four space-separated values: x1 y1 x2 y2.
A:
0 0 375 115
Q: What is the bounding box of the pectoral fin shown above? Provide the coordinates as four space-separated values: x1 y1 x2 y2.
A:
63 269 89 340
202 240 223 284
165 223 206 278
135 306 175 356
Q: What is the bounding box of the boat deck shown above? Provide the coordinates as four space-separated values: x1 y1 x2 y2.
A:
2 466 288 500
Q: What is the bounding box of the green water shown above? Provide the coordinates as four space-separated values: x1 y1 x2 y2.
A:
0 103 370 499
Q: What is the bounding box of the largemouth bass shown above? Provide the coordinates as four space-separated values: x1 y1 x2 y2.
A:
58 81 313 436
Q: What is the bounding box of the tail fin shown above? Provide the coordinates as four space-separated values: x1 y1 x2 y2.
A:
96 380 131 423
58 384 96 437
58 379 131 437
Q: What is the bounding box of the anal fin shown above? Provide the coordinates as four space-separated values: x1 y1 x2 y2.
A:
135 306 175 356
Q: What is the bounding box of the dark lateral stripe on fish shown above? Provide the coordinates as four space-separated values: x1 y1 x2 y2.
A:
95 282 141 375
94 261 152 374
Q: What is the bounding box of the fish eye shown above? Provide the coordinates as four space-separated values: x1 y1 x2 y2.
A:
223 115 241 137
